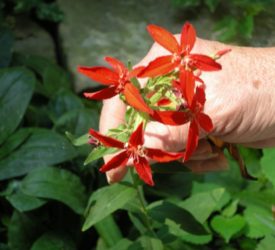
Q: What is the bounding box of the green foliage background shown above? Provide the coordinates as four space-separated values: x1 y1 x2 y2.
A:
1 0 275 249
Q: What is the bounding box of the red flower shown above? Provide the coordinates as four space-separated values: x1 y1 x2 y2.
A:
183 86 213 161
150 71 213 161
78 57 152 114
89 123 183 186
139 22 221 78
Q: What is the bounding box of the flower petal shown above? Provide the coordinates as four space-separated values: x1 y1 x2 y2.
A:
181 22 196 53
134 156 154 186
123 83 153 114
146 148 183 162
184 121 199 161
129 66 146 79
105 56 127 75
138 55 176 78
151 110 190 126
100 150 129 172
129 122 144 147
179 69 195 106
147 24 180 54
89 129 124 149
189 54 222 71
191 86 205 111
78 66 119 85
197 113 213 132
83 86 117 100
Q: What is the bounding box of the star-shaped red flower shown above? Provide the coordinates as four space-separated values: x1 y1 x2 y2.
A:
89 123 184 186
150 70 213 161
139 22 221 78
78 57 152 114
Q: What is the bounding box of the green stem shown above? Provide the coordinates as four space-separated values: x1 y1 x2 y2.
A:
129 168 157 237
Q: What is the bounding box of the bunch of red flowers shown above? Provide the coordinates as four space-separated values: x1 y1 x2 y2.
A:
78 22 230 186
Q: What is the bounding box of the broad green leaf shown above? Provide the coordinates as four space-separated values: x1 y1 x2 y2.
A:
54 108 98 136
244 206 275 239
0 128 32 159
31 231 76 250
0 129 76 180
128 211 148 234
95 215 123 247
238 190 275 211
179 183 231 223
222 199 239 217
65 132 89 146
48 89 84 122
84 146 118 165
128 236 164 250
148 201 207 235
165 220 212 245
2 180 46 212
256 235 275 250
0 27 13 68
82 183 136 231
210 214 246 242
109 239 132 250
261 148 275 187
8 211 42 250
0 67 35 144
21 167 87 214
23 55 71 97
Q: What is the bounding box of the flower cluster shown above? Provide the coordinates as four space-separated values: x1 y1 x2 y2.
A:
78 22 229 186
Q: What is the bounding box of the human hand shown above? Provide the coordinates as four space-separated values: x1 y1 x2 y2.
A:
100 37 275 183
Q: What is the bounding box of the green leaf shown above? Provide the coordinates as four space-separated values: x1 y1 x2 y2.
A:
94 215 123 247
0 27 13 68
148 201 207 235
82 183 136 231
0 129 76 180
0 67 35 144
84 146 118 165
244 206 275 239
2 180 46 212
256 235 275 250
179 182 231 223
21 167 87 214
54 108 98 136
8 211 43 250
128 236 164 250
109 239 132 250
30 231 76 250
210 214 246 242
261 148 275 187
23 55 71 97
0 128 32 159
48 89 84 122
222 199 239 217
66 132 89 146
165 221 212 245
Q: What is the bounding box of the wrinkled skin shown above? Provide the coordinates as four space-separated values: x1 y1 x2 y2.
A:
100 37 275 183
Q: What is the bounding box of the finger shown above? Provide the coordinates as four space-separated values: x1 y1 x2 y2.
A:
99 96 128 184
241 137 275 148
99 95 126 133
